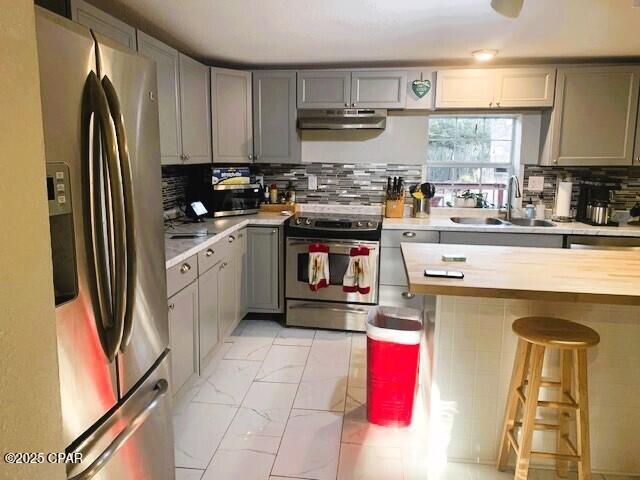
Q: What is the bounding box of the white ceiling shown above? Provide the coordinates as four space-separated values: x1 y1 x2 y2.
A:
105 0 640 66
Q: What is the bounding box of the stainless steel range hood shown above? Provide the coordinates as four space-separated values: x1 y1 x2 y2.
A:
297 109 387 130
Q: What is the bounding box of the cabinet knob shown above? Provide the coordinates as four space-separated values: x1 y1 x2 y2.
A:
271 229 277 234
228 235 235 243
402 231 416 238
636 156 640 163
206 248 214 257
351 103 356 107
344 102 349 107
168 303 175 310
248 154 253 160
401 291 415 299
180 263 191 274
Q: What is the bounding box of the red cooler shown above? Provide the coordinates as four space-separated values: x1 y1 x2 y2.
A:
366 306 422 427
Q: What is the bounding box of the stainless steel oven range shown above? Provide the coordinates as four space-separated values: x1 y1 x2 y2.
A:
285 213 382 331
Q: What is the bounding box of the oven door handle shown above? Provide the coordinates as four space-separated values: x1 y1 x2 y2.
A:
288 303 371 315
287 240 378 251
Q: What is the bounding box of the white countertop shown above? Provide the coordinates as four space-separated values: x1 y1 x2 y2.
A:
164 209 640 269
165 212 290 269
382 216 640 236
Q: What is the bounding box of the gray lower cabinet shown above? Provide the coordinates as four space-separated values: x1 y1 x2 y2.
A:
236 229 249 318
440 231 563 248
247 226 280 312
543 65 640 166
635 102 640 166
136 31 182 165
70 0 136 49
211 68 253 163
167 281 198 396
218 253 238 339
253 71 301 164
179 54 212 164
198 263 219 364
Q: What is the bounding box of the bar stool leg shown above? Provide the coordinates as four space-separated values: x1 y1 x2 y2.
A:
574 349 592 480
515 344 545 480
497 339 531 471
556 349 573 477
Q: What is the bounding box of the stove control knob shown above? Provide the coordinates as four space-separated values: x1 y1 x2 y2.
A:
304 218 312 225
356 221 364 227
294 218 302 225
367 221 374 227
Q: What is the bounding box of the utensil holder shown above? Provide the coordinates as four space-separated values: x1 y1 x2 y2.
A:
412 198 430 218
385 198 405 218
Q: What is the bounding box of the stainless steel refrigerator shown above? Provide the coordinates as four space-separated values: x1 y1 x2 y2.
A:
36 7 174 479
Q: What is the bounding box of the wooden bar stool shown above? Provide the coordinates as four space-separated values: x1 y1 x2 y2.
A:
497 317 600 480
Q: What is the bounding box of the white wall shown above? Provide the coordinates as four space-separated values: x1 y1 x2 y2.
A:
301 112 428 164
0 2 65 479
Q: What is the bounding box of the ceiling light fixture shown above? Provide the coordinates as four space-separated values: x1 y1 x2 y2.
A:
491 0 525 18
472 49 498 61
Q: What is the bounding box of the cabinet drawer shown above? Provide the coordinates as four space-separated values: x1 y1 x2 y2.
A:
380 247 407 286
381 229 439 247
378 285 424 312
167 255 197 297
197 240 228 274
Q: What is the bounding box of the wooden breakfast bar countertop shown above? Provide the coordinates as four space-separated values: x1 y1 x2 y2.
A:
401 242 640 306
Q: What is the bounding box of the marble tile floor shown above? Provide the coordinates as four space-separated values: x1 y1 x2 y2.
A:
173 318 637 480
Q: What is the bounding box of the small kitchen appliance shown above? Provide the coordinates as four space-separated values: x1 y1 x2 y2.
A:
575 181 619 226
285 212 382 331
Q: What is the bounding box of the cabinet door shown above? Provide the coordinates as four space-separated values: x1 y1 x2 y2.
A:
70 0 136 50
549 66 640 166
238 229 249 318
635 106 640 166
440 232 563 248
198 263 219 364
247 227 279 311
351 70 407 108
435 69 495 109
211 68 253 163
218 255 237 340
179 54 212 164
137 31 182 165
493 68 556 108
297 70 351 108
253 71 301 164
168 281 198 396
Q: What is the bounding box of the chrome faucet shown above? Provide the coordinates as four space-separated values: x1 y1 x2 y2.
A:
505 175 521 221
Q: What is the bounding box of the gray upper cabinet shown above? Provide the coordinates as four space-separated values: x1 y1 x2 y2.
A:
297 70 407 109
179 54 212 164
493 68 556 108
350 70 407 108
545 65 640 166
70 0 136 50
253 70 301 164
136 31 182 165
298 70 351 108
211 68 253 163
435 67 556 109
247 227 280 312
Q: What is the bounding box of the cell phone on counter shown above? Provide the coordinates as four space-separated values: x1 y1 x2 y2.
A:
424 269 464 279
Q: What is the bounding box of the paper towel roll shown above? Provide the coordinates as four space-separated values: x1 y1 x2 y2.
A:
555 181 572 218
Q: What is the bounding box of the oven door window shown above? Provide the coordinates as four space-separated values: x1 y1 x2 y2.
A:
296 253 350 285
212 188 260 212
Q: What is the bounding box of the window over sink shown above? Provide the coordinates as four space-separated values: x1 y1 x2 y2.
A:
426 115 519 208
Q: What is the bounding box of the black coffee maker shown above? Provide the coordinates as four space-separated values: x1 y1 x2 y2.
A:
575 181 618 225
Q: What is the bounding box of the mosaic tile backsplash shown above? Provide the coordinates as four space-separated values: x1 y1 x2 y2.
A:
162 163 640 214
523 165 640 211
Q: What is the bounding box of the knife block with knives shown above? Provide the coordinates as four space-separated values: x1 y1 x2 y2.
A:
385 176 405 218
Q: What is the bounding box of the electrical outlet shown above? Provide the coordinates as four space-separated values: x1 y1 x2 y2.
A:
527 176 544 192
308 174 318 191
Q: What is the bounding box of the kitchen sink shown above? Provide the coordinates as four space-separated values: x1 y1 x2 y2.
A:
450 217 505 225
507 218 555 227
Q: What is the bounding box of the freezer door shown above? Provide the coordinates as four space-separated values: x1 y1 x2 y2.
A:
67 352 174 480
35 8 119 446
93 33 170 397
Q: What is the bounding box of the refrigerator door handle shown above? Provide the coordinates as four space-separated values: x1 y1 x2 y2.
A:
81 71 126 362
67 379 169 480
101 75 137 353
